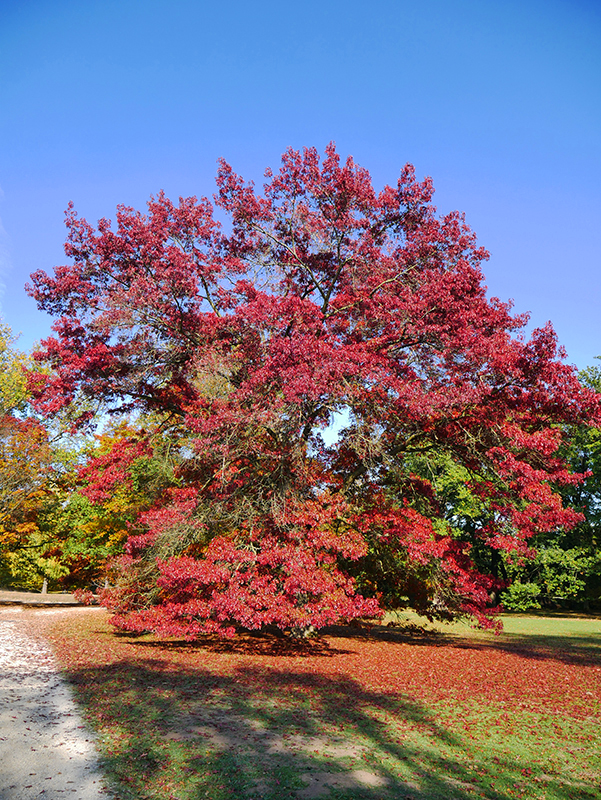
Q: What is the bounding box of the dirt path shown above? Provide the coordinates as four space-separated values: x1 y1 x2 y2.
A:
0 607 112 800
0 590 82 607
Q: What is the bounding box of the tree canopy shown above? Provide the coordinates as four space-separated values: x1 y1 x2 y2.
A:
27 144 600 636
0 324 50 532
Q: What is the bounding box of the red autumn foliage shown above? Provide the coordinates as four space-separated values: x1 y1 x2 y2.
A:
78 430 153 504
27 144 600 637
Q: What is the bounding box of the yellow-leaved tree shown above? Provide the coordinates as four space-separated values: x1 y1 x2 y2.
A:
0 322 56 588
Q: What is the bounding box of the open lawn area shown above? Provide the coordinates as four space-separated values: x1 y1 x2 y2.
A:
29 609 601 800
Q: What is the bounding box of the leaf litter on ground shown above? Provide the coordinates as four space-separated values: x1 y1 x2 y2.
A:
19 607 601 800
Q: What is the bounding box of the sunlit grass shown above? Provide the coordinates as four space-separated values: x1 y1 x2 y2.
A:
386 607 601 638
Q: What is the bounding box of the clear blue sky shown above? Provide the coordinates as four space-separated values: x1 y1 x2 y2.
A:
1 0 600 368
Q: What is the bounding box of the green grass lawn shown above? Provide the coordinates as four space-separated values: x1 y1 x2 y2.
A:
38 609 601 800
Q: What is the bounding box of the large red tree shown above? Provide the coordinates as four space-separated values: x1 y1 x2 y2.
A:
27 145 598 636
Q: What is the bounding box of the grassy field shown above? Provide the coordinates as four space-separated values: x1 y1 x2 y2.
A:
33 609 601 800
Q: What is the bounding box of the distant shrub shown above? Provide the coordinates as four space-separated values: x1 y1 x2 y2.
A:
502 582 541 612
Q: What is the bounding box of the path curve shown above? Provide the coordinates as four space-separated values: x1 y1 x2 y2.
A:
0 609 112 800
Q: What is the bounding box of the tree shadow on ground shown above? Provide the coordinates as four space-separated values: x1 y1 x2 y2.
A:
62 650 600 800
478 631 601 667
324 622 601 669
129 629 353 657
111 612 601 667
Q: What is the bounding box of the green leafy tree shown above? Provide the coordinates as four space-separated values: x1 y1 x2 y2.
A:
0 321 29 416
498 363 601 610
